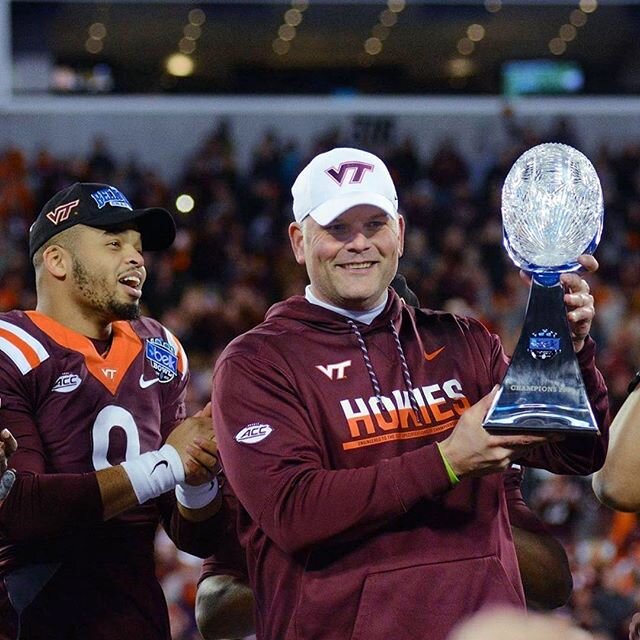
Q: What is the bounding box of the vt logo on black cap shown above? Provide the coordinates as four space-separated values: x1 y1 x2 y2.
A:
29 182 176 261
45 199 80 225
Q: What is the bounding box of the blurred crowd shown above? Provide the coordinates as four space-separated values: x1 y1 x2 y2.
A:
2 112 640 639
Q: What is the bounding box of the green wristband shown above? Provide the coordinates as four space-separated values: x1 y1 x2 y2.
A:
436 442 460 486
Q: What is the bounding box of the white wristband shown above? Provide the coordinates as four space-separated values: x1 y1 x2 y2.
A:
121 444 185 504
175 476 220 510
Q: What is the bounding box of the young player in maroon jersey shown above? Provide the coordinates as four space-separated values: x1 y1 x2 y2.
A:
0 183 222 640
211 148 610 640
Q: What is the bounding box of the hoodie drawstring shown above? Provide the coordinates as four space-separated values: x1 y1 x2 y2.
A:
389 320 421 416
346 318 421 416
347 319 382 398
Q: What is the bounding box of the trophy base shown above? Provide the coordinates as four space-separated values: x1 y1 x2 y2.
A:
482 278 600 436
483 401 599 435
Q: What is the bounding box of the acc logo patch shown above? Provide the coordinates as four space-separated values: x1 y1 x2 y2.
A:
52 372 82 393
235 423 273 444
145 338 177 382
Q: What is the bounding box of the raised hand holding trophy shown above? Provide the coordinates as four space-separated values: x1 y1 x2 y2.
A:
483 143 604 434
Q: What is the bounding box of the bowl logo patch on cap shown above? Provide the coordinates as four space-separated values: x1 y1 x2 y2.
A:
91 186 133 210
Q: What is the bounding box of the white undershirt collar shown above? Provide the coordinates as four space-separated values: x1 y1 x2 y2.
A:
304 285 387 325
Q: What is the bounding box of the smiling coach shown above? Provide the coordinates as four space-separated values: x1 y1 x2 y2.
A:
211 147 610 640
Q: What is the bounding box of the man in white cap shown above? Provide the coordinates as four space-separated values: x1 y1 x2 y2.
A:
211 147 609 640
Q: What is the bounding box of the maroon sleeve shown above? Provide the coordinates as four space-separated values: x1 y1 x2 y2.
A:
576 335 610 444
213 355 452 556
0 409 102 540
157 489 233 559
197 485 248 584
503 466 549 535
199 552 247 584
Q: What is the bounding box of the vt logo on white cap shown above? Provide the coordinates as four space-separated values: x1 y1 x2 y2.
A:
292 147 399 226
325 161 374 186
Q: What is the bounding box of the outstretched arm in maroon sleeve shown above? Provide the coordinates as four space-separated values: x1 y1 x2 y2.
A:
504 466 572 610
0 408 217 541
194 486 256 639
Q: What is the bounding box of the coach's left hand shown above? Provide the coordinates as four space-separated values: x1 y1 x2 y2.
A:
561 254 597 353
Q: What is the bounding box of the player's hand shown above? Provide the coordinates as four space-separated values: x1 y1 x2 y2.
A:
194 402 212 418
630 612 640 640
438 387 562 479
561 254 597 353
166 409 218 486
0 429 17 475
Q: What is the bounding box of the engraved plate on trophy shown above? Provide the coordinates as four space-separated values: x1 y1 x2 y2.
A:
483 143 604 434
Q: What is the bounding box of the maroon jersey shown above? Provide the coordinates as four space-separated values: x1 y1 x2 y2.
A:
213 292 609 640
0 310 191 640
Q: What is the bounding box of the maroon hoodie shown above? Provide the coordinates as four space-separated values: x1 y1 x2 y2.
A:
213 292 609 640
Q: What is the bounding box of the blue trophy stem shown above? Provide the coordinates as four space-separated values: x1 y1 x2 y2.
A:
482 278 599 435
532 272 561 286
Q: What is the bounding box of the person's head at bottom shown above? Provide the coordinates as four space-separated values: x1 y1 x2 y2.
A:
29 182 175 337
289 147 405 312
447 607 594 640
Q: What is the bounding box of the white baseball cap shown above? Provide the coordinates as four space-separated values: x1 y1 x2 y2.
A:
291 147 399 226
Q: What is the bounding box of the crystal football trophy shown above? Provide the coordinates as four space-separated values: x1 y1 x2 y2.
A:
483 143 604 434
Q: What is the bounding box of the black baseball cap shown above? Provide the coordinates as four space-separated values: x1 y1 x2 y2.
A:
29 182 176 260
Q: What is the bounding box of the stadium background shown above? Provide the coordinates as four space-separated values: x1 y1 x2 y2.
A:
3 0 640 638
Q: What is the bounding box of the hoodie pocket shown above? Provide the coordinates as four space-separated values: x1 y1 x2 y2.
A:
350 555 523 640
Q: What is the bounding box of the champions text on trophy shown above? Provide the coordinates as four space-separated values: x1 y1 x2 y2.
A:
482 142 604 435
